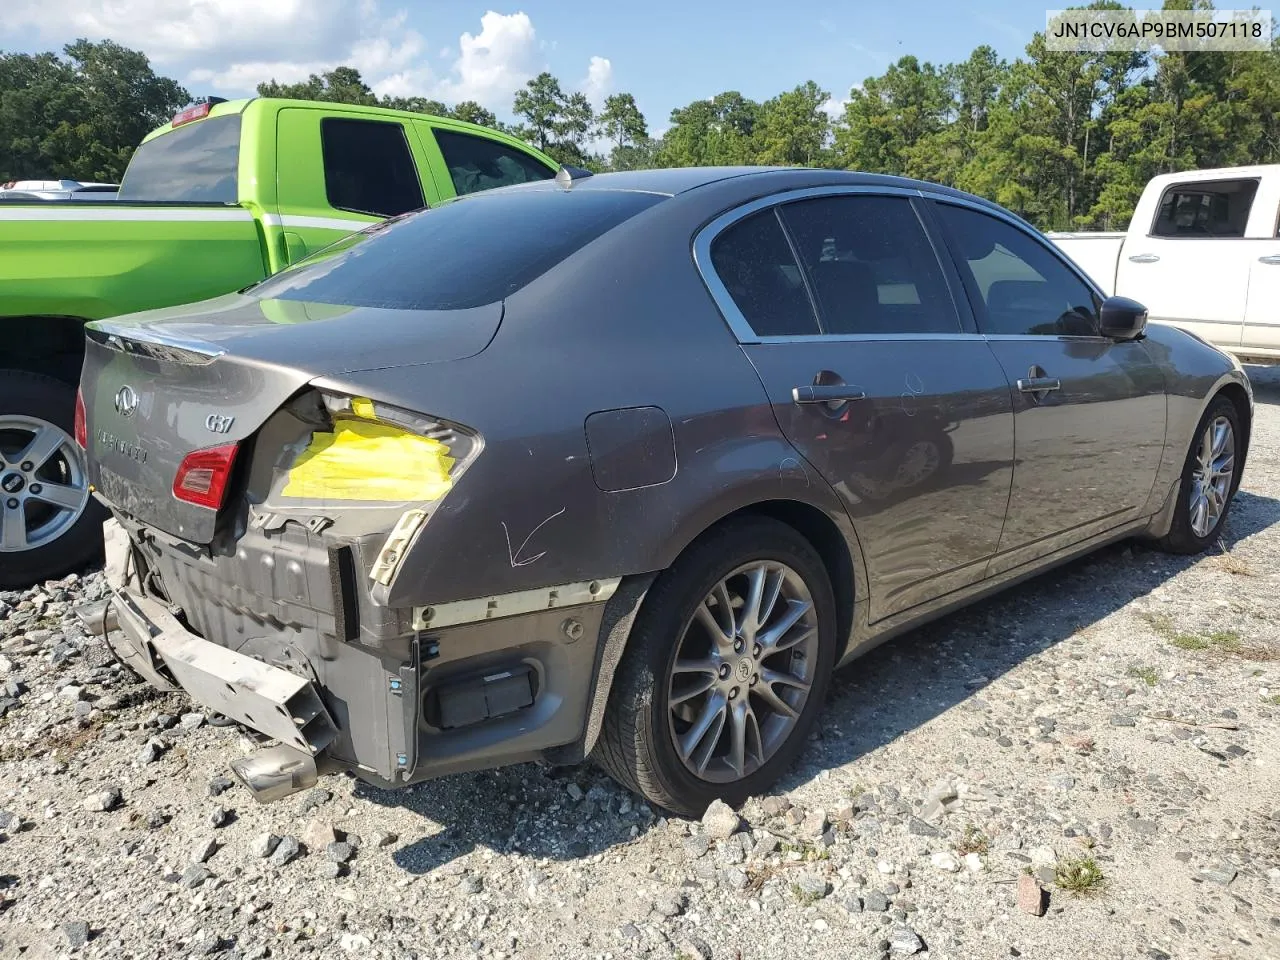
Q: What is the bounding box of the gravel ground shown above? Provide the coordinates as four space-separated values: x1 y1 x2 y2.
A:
2 369 1279 960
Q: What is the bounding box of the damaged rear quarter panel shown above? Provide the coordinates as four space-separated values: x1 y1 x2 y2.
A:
310 180 862 611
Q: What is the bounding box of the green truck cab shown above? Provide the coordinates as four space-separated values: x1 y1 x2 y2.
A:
0 96 559 587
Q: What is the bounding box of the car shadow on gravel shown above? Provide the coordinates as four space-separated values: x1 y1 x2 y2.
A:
355 483 1280 876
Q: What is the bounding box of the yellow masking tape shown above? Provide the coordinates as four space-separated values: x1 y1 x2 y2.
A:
281 417 455 501
351 397 377 420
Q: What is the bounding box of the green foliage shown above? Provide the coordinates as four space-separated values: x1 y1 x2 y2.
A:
511 72 597 165
0 39 189 182
1055 855 1106 895
258 66 378 105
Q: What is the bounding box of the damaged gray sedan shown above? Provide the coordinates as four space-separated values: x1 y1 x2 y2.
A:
77 167 1251 816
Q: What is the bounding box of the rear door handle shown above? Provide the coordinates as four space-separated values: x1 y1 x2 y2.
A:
1259 255 1280 265
1017 377 1061 393
792 385 866 404
1128 253 1160 264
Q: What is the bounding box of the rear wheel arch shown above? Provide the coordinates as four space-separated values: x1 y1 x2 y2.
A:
574 496 862 761
0 315 90 385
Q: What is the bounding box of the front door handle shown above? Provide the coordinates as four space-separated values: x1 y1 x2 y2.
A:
1128 253 1160 264
792 384 866 404
1017 376 1062 393
1259 255 1280 265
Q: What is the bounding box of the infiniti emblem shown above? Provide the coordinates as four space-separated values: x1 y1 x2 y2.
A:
114 385 139 418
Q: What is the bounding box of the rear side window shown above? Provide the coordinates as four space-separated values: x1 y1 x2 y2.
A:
434 129 555 196
321 118 424 218
251 189 664 310
710 209 821 337
118 115 241 203
1152 179 1259 238
779 195 960 335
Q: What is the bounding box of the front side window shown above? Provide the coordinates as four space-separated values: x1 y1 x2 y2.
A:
779 195 960 335
433 129 556 196
934 203 1099 337
320 118 424 218
1152 179 1258 238
709 209 821 337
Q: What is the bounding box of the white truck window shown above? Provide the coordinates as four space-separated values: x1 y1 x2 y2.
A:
1151 179 1259 239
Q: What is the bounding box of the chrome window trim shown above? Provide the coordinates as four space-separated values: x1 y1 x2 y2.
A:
693 183 1111 345
696 184 955 344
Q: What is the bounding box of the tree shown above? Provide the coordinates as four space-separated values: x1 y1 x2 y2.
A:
753 81 830 166
511 72 598 166
598 93 648 150
451 100 497 127
833 56 951 176
257 67 377 105
0 40 188 182
659 92 760 166
512 72 565 151
381 96 450 116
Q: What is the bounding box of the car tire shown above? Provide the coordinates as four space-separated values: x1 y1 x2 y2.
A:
595 516 837 818
1155 393 1243 555
0 369 105 589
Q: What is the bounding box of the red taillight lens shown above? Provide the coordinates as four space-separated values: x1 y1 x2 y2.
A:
172 102 213 127
74 388 87 449
172 443 239 509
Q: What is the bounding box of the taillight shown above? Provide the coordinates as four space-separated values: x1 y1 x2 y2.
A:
74 389 87 449
172 443 239 509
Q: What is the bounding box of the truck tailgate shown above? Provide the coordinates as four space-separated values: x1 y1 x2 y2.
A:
1047 232 1127 295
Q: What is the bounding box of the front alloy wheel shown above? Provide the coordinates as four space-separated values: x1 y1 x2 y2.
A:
1188 415 1235 538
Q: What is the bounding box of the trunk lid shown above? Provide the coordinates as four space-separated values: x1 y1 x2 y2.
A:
82 293 501 543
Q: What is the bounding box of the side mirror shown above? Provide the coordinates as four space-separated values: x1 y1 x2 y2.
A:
1099 295 1148 341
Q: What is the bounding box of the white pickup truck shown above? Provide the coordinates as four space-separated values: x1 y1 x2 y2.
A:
1051 164 1280 364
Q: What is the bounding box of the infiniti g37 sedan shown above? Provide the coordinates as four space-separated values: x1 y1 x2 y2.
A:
77 167 1251 816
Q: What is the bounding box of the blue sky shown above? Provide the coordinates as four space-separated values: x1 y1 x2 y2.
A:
2 1 1053 130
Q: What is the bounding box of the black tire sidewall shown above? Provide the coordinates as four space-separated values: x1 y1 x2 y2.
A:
634 519 837 814
0 370 105 589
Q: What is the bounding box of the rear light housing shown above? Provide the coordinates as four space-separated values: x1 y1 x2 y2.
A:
171 97 225 127
74 389 87 448
173 443 239 509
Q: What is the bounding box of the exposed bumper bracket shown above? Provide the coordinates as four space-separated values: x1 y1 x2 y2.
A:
412 577 621 631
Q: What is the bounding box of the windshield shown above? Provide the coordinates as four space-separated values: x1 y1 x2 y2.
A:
251 188 665 311
118 115 241 203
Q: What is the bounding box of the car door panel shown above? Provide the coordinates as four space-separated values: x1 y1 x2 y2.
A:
744 341 1014 619
1243 241 1280 351
930 199 1167 569
981 336 1167 571
698 190 1016 623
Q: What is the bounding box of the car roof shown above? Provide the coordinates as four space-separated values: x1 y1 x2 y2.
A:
517 166 1008 209
501 166 1024 227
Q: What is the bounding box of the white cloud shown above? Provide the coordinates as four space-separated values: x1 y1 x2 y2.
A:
581 55 612 108
1 4 611 120
432 11 539 106
820 96 849 122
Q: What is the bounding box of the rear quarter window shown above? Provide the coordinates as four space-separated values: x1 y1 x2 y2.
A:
251 188 664 310
118 115 241 203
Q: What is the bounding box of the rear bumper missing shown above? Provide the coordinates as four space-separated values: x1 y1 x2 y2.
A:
108 586 338 756
100 517 624 795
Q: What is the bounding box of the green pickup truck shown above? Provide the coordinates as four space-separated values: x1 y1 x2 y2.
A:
0 96 559 588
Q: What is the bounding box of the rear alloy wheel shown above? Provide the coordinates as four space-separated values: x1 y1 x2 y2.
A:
596 517 837 818
1155 394 1243 555
0 371 104 589
667 561 820 783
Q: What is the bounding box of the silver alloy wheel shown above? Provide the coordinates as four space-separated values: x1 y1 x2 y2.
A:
0 415 90 553
666 561 819 783
1189 415 1235 539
